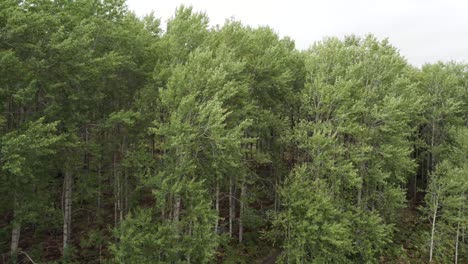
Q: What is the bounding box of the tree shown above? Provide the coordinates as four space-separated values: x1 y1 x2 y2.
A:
416 63 466 186
273 166 354 263
272 35 421 262
424 128 468 263
113 44 251 262
0 119 63 261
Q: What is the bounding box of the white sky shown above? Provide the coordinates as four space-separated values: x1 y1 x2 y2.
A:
126 0 468 67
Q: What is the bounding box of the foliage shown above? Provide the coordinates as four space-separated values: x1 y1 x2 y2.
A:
0 1 466 263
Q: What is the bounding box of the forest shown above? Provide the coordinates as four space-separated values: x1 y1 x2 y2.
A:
0 0 467 263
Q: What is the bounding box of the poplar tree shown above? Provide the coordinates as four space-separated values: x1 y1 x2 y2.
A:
424 128 468 263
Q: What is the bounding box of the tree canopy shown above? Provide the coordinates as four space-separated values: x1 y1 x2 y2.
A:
0 1 467 263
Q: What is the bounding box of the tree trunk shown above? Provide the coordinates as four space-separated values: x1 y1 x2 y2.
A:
99 243 102 264
357 187 362 207
63 170 72 254
454 194 463 264
97 165 101 218
273 166 279 212
10 221 20 261
429 191 439 263
125 168 128 217
173 196 181 223
430 121 436 172
119 138 126 222
119 176 123 223
229 175 235 238
214 180 220 233
10 192 20 261
413 153 418 204
239 184 246 243
187 222 192 263
358 162 366 208
455 220 460 264
113 152 118 228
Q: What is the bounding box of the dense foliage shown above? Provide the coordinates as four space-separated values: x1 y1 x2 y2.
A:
0 1 466 263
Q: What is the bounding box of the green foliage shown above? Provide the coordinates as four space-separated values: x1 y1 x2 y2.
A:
271 35 425 263
274 166 354 263
422 128 468 263
1 118 62 176
0 1 466 263
112 181 219 263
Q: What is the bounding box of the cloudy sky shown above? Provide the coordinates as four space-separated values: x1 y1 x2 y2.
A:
126 0 468 67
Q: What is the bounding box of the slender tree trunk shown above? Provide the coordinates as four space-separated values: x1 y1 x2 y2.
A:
10 222 20 259
99 243 102 264
214 179 220 233
421 148 426 189
274 168 278 211
455 220 460 264
113 152 118 227
125 168 128 216
119 138 126 222
287 221 291 264
229 175 235 238
161 197 166 220
168 194 173 220
429 190 439 263
239 184 246 243
463 227 465 243
413 147 418 203
426 152 430 187
10 191 20 261
454 193 463 264
119 176 123 223
63 170 72 254
187 222 192 263
173 196 181 223
97 165 101 218
430 121 436 172
10 205 20 263
358 162 365 208
97 165 102 261
357 187 362 207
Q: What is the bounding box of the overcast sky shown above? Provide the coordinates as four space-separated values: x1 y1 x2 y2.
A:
126 0 468 67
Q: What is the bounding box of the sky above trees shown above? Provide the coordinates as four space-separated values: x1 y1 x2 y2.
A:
126 0 468 67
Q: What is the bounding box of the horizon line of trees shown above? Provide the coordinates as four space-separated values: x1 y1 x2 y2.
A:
0 1 467 263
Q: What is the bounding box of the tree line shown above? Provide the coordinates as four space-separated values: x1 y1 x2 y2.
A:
0 1 467 263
